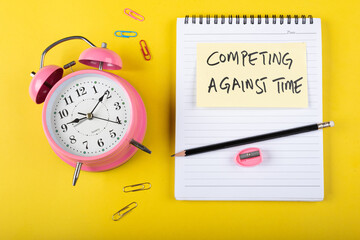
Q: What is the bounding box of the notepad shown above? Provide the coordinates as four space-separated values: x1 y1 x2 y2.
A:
175 15 323 201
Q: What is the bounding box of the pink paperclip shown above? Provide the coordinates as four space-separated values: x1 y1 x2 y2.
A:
140 40 151 61
124 8 145 21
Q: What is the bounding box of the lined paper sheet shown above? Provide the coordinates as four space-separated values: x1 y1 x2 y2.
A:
175 18 323 201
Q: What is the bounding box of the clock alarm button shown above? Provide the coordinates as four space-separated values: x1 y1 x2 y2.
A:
79 43 123 70
29 65 63 104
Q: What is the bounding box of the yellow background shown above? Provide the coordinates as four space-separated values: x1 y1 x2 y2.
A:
0 0 359 239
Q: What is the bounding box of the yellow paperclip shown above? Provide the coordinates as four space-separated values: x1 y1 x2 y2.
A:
123 182 151 193
112 202 138 221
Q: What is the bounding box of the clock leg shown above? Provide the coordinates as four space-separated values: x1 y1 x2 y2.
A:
130 139 151 154
72 162 83 186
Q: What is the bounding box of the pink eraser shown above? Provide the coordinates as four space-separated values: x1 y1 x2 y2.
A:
235 147 262 167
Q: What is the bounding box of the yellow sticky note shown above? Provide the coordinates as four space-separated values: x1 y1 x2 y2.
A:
196 43 308 108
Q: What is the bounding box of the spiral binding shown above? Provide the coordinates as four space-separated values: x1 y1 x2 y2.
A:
184 14 313 24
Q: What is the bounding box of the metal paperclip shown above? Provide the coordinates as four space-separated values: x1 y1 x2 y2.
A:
124 8 145 21
139 40 151 61
123 182 152 193
112 202 138 221
114 30 138 38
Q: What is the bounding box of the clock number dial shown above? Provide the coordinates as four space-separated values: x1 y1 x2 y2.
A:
109 130 116 138
116 116 122 124
82 141 88 149
76 87 87 97
58 109 69 119
97 138 104 147
61 124 68 132
114 102 121 110
64 96 73 105
92 85 98 94
105 90 111 99
69 135 76 144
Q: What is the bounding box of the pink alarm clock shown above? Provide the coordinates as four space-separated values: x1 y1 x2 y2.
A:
29 36 150 185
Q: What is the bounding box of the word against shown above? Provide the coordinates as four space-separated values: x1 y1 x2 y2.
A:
196 43 308 108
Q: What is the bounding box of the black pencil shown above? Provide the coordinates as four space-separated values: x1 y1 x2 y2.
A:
171 121 334 157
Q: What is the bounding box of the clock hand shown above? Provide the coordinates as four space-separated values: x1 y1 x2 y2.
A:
90 90 109 114
92 116 121 124
66 117 87 125
78 112 121 124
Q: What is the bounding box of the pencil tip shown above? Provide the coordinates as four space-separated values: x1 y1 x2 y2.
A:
171 151 186 157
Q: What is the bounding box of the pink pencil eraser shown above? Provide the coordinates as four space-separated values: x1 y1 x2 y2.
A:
235 147 262 167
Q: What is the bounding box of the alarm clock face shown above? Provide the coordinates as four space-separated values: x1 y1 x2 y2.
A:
45 73 132 157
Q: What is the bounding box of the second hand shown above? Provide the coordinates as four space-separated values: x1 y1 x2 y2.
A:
78 112 121 124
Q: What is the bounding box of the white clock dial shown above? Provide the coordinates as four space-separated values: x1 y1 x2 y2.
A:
45 73 132 157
